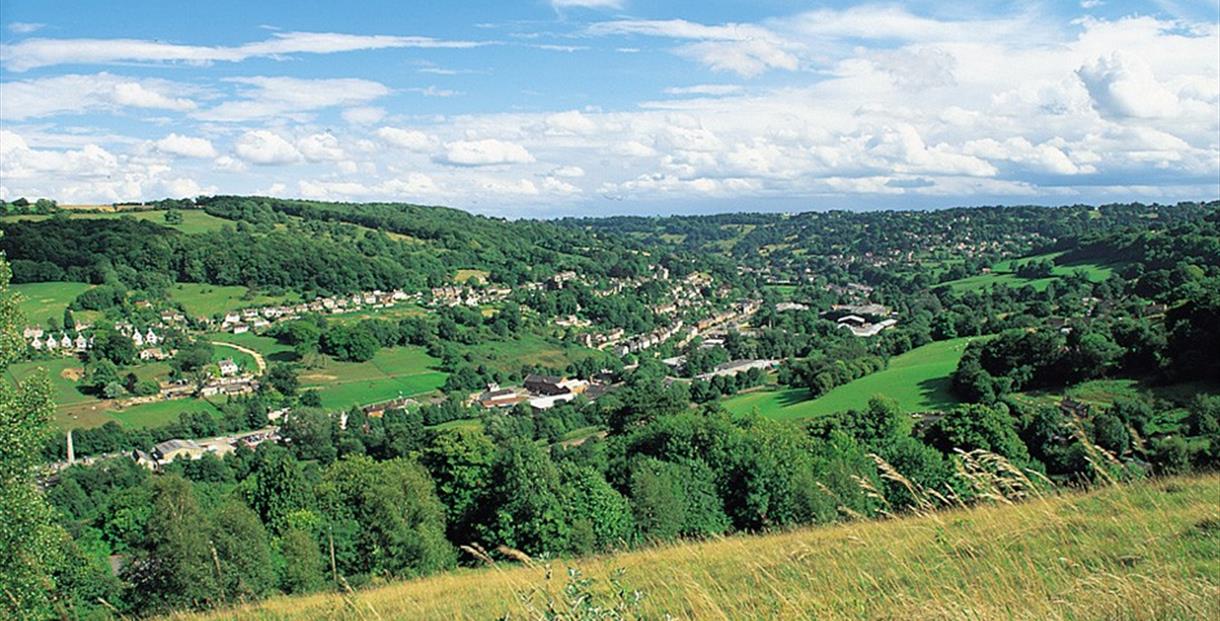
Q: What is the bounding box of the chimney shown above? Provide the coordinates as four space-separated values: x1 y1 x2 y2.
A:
66 430 75 464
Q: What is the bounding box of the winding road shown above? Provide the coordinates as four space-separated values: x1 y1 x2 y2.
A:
210 340 267 375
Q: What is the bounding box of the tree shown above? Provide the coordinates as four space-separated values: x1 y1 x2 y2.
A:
210 500 276 602
1091 413 1130 456
125 476 220 613
316 456 454 578
164 209 185 225
0 256 68 618
280 408 337 464
266 363 299 396
421 427 496 541
628 457 728 541
559 463 633 554
925 404 1031 464
476 439 570 558
249 446 312 534
278 527 324 594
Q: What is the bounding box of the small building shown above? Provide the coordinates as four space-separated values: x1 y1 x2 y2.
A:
152 439 205 464
524 374 567 396
529 393 577 410
478 387 527 409
217 359 240 377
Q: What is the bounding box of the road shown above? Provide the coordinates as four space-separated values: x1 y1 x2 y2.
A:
210 340 267 374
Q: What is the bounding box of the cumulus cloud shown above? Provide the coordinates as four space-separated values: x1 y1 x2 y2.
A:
196 76 390 122
8 22 45 34
438 139 535 166
342 106 386 124
234 130 302 165
589 19 800 77
551 0 623 9
1 31 486 72
1077 52 1180 118
0 73 196 120
663 84 743 96
154 133 217 159
297 132 346 162
375 127 436 151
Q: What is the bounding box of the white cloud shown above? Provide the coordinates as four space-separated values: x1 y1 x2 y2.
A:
407 85 462 97
438 139 535 166
664 84 743 96
375 127 436 151
1 31 486 72
7 22 45 34
342 106 386 124
154 133 217 159
550 165 586 178
196 76 390 122
1077 52 1180 118
297 132 346 162
963 137 1094 175
233 130 302 165
589 19 800 77
551 0 624 9
545 110 598 135
0 73 197 120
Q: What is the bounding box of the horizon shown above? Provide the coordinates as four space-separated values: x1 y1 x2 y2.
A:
2 0 1219 217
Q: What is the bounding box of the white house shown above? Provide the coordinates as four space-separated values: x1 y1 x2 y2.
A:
218 359 240 377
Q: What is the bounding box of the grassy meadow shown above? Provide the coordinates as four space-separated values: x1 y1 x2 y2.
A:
12 281 95 325
938 251 1117 292
169 283 297 318
722 337 975 420
1 209 234 234
298 346 447 410
163 474 1220 621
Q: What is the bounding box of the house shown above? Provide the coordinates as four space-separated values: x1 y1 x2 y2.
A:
232 324 250 334
696 359 778 381
529 393 577 410
30 336 44 350
524 374 568 396
217 359 240 377
22 326 43 339
222 312 241 325
144 329 160 346
478 387 527 409
59 334 72 349
131 331 144 347
152 439 205 464
139 347 169 361
74 334 89 351
44 336 57 351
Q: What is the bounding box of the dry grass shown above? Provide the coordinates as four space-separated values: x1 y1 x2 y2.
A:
161 473 1220 621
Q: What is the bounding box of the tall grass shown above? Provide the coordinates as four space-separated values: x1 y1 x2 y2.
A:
163 470 1220 621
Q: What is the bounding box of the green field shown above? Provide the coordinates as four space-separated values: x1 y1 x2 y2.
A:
1 209 234 234
938 252 1116 292
104 397 225 429
209 332 293 360
299 346 447 410
169 283 297 318
5 358 91 410
463 333 608 374
454 269 489 284
722 337 977 420
11 281 95 325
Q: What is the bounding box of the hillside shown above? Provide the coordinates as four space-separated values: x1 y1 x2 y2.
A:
163 475 1220 621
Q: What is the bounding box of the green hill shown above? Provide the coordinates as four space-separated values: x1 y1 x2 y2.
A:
161 474 1220 621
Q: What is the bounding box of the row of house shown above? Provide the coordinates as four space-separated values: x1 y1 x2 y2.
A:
28 332 92 352
695 359 779 381
429 285 512 308
218 288 414 333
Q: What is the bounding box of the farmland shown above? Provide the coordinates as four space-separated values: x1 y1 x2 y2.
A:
722 337 976 420
12 281 95 325
1 209 234 234
298 346 447 411
169 283 297 318
937 251 1117 292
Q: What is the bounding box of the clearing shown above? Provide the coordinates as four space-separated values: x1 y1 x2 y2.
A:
11 281 95 325
722 337 976 420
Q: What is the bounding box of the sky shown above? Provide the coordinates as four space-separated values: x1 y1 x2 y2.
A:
0 0 1218 217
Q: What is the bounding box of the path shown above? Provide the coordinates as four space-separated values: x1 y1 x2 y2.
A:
210 340 267 374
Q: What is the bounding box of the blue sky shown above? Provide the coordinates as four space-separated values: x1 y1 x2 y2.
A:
1 0 1217 217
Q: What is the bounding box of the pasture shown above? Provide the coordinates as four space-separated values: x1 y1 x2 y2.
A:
938 251 1116 292
1 209 234 234
453 268 490 284
722 337 976 420
463 333 608 373
298 346 447 411
12 281 95 325
169 283 297 318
